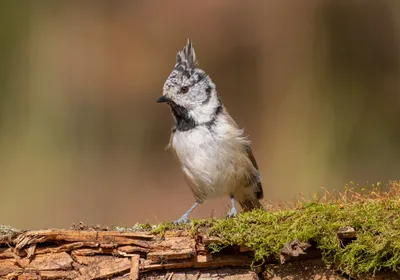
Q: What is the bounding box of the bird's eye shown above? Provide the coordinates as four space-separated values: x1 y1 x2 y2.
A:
181 86 189 94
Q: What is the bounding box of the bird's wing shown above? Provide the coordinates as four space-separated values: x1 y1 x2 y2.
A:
222 107 264 200
245 144 264 200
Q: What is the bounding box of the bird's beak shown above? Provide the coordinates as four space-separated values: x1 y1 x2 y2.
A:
156 95 170 103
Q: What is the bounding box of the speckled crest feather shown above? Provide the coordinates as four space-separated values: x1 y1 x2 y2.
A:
176 39 198 69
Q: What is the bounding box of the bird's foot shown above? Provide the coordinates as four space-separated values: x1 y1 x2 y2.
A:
173 215 190 225
226 207 237 219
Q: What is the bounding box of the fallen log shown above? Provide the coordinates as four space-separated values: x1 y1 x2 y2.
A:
0 225 398 280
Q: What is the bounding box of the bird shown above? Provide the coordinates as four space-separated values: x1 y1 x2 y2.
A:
157 39 264 224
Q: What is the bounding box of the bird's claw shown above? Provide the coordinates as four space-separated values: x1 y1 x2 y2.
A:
226 208 237 219
173 215 190 225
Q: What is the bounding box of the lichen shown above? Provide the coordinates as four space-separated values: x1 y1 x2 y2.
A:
0 225 20 243
0 225 19 235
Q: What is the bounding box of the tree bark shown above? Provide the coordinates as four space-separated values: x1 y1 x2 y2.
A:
0 227 398 280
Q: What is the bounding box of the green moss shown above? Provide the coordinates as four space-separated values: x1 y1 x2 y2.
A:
207 182 400 277
123 181 400 277
150 219 214 236
151 222 180 235
113 222 154 232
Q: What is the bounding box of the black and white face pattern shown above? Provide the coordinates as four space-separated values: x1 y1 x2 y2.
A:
163 40 215 110
159 40 221 131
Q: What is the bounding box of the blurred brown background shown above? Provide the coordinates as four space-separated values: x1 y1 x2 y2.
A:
1 1 399 229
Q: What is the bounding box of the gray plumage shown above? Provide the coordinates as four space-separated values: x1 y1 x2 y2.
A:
157 39 264 223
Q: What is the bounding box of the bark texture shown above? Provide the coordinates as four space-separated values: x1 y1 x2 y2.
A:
0 227 398 279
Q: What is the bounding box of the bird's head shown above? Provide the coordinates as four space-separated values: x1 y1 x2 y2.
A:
157 39 220 126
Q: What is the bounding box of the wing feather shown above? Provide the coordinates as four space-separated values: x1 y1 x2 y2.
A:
245 144 264 200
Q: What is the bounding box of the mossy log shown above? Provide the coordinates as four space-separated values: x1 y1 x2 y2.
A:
0 226 398 280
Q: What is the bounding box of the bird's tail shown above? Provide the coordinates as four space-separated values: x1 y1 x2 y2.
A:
239 199 264 212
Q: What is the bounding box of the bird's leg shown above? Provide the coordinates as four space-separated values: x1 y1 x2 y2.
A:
226 194 237 218
173 200 200 224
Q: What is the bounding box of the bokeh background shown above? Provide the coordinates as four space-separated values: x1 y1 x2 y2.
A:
1 1 400 229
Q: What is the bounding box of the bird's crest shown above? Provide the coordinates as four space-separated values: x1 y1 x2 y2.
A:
176 39 198 69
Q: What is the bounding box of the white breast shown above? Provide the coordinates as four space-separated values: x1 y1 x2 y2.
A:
171 121 249 200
